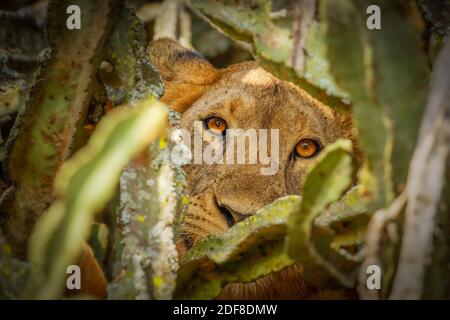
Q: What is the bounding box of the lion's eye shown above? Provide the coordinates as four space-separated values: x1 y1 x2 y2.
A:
295 139 321 159
205 116 227 135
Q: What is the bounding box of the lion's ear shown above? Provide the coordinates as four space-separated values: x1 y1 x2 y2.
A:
147 38 218 113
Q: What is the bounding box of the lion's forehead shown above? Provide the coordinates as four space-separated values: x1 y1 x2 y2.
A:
182 76 338 143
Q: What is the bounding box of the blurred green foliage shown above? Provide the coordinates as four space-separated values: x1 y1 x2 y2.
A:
27 97 166 299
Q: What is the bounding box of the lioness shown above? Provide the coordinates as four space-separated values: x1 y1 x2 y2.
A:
147 38 357 299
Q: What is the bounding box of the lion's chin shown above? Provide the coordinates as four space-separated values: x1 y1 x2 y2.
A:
217 264 308 300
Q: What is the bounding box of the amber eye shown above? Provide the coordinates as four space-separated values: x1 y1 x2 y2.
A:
205 116 227 135
295 139 321 159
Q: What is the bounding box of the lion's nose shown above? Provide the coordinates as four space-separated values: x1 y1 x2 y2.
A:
216 197 251 227
217 204 235 227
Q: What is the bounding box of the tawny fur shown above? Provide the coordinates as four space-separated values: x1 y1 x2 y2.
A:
218 265 308 300
148 38 358 300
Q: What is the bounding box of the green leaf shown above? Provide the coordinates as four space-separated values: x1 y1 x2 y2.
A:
322 0 430 297
96 6 181 300
315 186 370 263
286 139 355 287
367 0 429 193
109 141 187 300
101 6 164 104
322 0 429 205
320 0 392 211
175 195 301 300
192 0 350 110
0 0 124 254
27 97 167 299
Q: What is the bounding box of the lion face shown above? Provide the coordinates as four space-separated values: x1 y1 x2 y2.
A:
177 64 355 248
148 39 356 299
